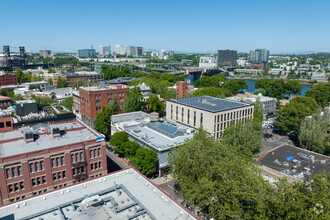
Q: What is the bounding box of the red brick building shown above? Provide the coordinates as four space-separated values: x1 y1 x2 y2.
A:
79 84 129 127
176 80 188 98
0 96 12 110
0 73 18 87
250 64 265 70
53 71 104 88
0 116 13 131
0 119 107 205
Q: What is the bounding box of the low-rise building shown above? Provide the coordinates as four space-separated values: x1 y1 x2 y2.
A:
168 80 197 99
226 93 276 116
166 96 254 139
0 167 197 220
111 112 196 175
199 56 217 69
53 71 104 88
79 84 129 127
22 81 54 91
0 96 12 110
0 73 18 86
39 50 52 58
0 119 106 205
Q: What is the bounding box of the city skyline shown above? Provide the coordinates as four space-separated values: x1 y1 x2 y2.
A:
1 0 330 53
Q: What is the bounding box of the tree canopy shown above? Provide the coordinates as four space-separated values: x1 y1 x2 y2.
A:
131 148 158 176
276 97 319 133
255 79 302 99
61 97 73 110
305 83 330 108
110 131 129 148
223 79 248 92
192 87 232 98
194 75 226 88
56 77 67 88
123 87 143 113
145 94 165 113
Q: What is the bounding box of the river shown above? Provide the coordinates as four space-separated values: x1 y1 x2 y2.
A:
230 79 312 97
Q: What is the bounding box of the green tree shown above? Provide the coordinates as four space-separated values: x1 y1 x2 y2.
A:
109 131 128 147
48 67 56 73
255 79 302 99
305 83 330 108
121 140 140 158
169 128 271 219
223 79 248 92
57 77 67 88
145 94 165 113
195 75 226 88
30 94 56 105
192 87 232 98
123 87 143 113
253 88 267 96
47 78 53 85
276 97 319 133
94 105 112 138
61 97 73 110
298 108 329 155
131 148 158 176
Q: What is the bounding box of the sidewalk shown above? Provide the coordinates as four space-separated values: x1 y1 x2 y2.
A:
151 174 175 185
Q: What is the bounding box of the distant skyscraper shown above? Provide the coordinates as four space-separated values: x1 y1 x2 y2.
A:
113 45 125 55
39 50 52 58
249 49 269 66
98 45 109 56
136 47 144 57
127 45 136 57
217 49 237 66
78 49 96 58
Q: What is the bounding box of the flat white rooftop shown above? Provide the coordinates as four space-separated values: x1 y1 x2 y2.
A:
0 119 102 158
0 168 197 220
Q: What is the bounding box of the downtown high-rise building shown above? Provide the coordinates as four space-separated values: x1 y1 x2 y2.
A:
113 45 125 55
136 47 144 56
249 49 269 66
98 45 109 56
217 49 237 66
127 45 136 57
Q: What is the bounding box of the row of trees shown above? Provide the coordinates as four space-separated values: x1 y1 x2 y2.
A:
255 79 302 99
169 99 329 218
110 131 158 176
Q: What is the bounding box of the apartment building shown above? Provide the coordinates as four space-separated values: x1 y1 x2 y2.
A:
166 96 254 139
0 119 107 205
79 84 129 127
0 73 18 86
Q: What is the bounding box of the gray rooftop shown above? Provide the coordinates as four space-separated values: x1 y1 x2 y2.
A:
168 95 252 113
0 119 103 158
0 168 197 220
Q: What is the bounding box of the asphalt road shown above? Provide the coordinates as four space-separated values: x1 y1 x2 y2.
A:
260 128 292 154
159 180 180 201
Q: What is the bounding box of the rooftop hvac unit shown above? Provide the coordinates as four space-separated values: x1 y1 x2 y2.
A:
81 195 103 208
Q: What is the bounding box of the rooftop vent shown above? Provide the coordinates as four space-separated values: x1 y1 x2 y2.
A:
51 127 61 138
81 195 103 208
150 112 159 122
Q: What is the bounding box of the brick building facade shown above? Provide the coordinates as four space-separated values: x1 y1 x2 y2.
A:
0 73 18 86
0 119 107 205
0 96 12 110
79 84 129 127
53 72 104 88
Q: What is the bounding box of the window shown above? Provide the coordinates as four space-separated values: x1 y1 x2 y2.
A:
234 111 236 119
40 161 44 170
176 106 178 120
193 111 196 126
217 124 219 131
187 109 190 124
224 114 226 121
75 153 79 162
98 148 101 157
6 121 11 127
171 105 173 118
231 112 232 120
62 171 66 179
200 113 203 125
81 166 85 173
119 98 124 102
53 173 57 181
51 158 55 168
99 161 102 168
20 182 24 190
94 149 97 158
71 154 74 163
58 172 62 180
90 150 93 158
214 124 216 132
80 152 83 161
99 95 101 98
0 122 3 128
227 113 229 120
30 163 34 173
35 162 39 172
42 176 46 184
5 169 10 179
73 169 76 176
221 114 223 122
96 100 101 105
91 164 94 170
61 156 64 166
95 95 97 99
32 179 36 186
37 177 41 185
56 157 60 166
217 115 220 123
182 108 184 122
108 99 112 104
95 162 98 169
12 167 16 177
8 185 13 193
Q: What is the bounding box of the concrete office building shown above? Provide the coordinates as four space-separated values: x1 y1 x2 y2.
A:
136 47 144 56
113 45 125 56
226 93 276 116
98 45 109 56
0 167 197 220
217 49 237 66
77 49 96 58
39 50 52 58
79 84 129 127
126 45 136 57
250 49 269 66
166 96 254 139
0 119 106 205
199 56 217 68
111 112 196 175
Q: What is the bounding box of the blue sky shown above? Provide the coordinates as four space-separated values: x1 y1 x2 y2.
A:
1 0 329 53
